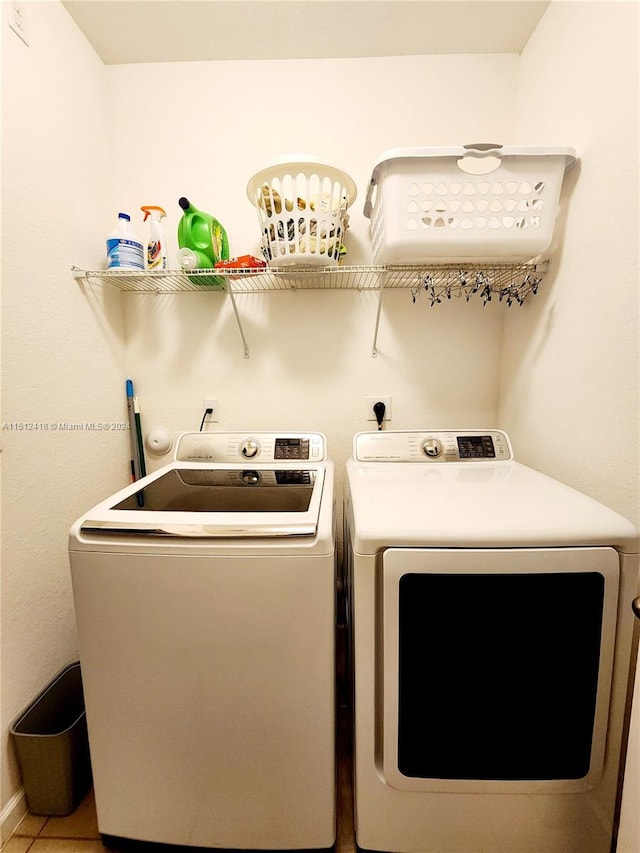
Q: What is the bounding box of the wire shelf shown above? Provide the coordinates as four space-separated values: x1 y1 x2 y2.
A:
72 261 548 301
72 260 549 358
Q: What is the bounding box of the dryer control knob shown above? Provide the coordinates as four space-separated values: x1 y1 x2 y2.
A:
240 438 260 459
421 438 443 458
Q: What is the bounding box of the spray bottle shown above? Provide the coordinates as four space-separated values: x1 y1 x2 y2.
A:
141 205 167 270
177 197 230 286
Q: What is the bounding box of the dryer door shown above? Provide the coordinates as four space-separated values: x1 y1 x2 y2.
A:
380 547 619 794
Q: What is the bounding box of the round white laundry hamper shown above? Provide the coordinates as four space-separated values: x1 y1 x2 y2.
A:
247 156 357 266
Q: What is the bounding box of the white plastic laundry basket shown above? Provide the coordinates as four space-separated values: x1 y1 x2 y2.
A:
364 144 577 263
247 156 357 266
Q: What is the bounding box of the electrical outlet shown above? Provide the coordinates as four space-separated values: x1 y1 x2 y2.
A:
202 398 219 423
9 1 29 46
366 395 392 423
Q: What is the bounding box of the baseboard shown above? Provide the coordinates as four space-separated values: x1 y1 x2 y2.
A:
1 788 27 844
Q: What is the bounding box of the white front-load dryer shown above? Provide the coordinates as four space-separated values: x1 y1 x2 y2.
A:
69 432 336 850
344 429 639 853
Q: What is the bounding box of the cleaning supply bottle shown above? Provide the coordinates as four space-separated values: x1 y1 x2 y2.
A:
106 213 144 270
141 205 167 270
177 196 230 286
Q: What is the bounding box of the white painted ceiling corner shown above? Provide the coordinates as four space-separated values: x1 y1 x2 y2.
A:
60 0 551 65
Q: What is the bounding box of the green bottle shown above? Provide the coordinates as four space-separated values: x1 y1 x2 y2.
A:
177 196 230 287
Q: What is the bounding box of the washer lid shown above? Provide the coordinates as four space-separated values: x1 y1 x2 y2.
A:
79 462 327 539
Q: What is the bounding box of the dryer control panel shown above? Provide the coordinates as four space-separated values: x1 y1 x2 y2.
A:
353 430 513 462
175 432 327 463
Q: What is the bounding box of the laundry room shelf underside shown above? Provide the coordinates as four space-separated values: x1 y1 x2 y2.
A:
72 261 549 357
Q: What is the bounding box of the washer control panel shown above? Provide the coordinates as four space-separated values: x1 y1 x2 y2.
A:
175 432 327 463
354 430 512 462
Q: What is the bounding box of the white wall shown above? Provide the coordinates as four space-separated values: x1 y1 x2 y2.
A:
106 53 517 482
0 1 126 831
501 0 639 524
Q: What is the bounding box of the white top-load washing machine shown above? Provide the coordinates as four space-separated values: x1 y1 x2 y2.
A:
344 429 639 853
69 432 336 850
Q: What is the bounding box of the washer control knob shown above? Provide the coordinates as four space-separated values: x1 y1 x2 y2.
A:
421 438 443 458
241 470 260 485
240 438 260 459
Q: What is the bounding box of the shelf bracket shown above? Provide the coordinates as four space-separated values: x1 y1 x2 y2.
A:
226 286 250 358
371 270 387 357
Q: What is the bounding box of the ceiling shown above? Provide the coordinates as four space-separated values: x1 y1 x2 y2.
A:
61 0 551 64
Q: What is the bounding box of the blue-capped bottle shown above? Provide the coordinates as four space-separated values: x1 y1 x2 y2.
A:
106 212 144 270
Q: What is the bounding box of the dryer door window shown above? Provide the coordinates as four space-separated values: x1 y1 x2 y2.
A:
380 547 619 794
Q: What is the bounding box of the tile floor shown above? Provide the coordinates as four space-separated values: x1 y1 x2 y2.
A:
4 790 105 853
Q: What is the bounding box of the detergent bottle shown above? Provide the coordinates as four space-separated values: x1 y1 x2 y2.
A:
177 197 230 286
141 205 167 269
106 212 144 270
